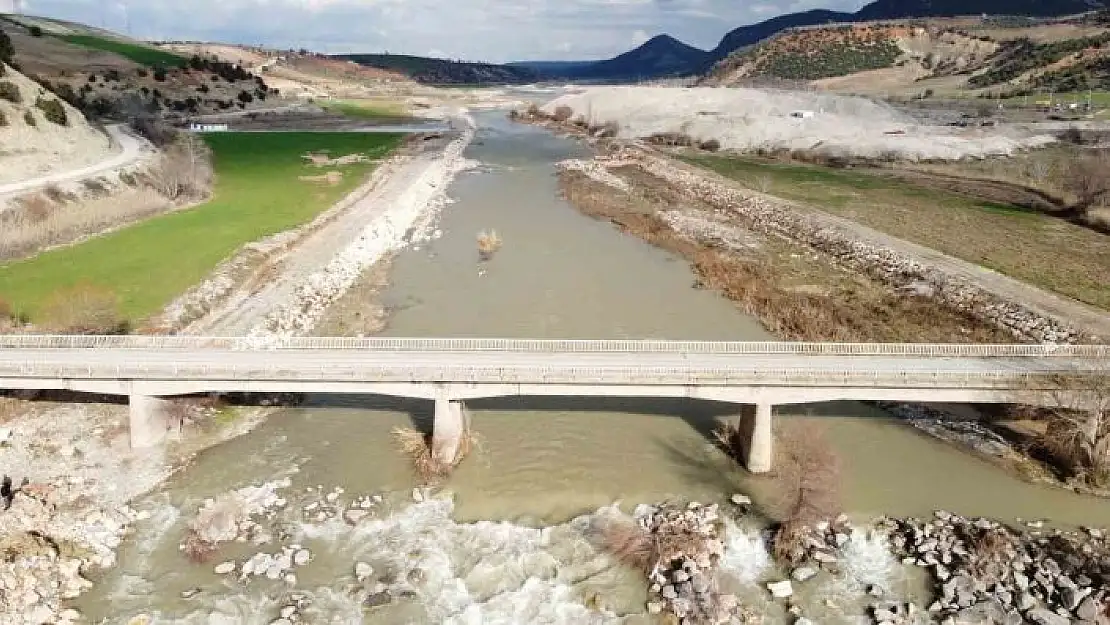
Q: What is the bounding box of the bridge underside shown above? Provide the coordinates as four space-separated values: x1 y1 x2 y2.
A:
0 378 1055 406
0 377 1061 474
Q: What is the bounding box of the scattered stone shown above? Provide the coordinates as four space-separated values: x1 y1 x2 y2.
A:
792 567 817 582
355 562 374 581
214 561 235 575
293 549 311 566
767 580 793 599
1026 608 1070 625
180 587 202 599
364 591 392 609
729 494 751 506
344 509 370 525
280 606 296 619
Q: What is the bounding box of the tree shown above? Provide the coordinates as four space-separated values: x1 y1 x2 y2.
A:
768 421 843 564
1033 373 1110 488
0 29 13 66
1063 151 1110 218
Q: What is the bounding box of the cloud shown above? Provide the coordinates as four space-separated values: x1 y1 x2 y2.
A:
21 0 869 62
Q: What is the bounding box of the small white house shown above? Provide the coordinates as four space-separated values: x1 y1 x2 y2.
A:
189 123 229 132
789 110 815 119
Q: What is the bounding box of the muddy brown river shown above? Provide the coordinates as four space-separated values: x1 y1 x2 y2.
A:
78 110 1110 625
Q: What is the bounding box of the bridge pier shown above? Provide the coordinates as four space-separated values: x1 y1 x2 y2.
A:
432 399 468 466
129 394 172 449
744 403 773 474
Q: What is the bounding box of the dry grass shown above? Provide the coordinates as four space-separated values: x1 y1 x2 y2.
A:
38 283 128 334
558 168 1013 343
687 154 1110 310
476 229 502 261
298 171 344 186
0 187 173 262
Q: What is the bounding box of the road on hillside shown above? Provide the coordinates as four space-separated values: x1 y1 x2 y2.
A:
0 125 156 203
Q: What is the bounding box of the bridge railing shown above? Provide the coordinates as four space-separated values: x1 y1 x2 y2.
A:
0 335 1109 358
0 360 1097 388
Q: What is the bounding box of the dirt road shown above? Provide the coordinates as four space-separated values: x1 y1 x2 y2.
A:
0 125 155 204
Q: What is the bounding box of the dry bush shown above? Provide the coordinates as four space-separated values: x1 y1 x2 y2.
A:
698 139 722 152
552 105 574 122
180 528 216 563
1029 373 1110 488
392 424 477 484
966 527 1015 582
768 422 843 564
38 284 128 335
712 420 745 460
595 516 654 571
646 132 695 147
476 229 502 261
149 135 213 201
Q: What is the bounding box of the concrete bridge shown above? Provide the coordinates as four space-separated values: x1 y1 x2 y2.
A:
1 336 1108 473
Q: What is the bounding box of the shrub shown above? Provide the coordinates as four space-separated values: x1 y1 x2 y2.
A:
35 97 67 126
0 81 20 103
29 26 43 38
0 109 6 127
698 138 722 152
0 30 13 66
236 90 254 104
23 110 35 126
38 284 129 335
552 105 574 122
153 66 167 82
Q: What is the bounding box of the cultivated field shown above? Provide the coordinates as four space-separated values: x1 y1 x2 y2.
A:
0 132 404 322
685 154 1110 310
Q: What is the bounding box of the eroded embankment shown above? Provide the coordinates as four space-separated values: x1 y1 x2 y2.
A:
0 119 476 624
562 147 1083 345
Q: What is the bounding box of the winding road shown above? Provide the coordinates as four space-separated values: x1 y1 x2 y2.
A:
0 124 156 203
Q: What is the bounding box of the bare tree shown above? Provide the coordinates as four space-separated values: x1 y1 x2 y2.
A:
150 135 212 201
768 421 843 564
1034 373 1110 488
1063 151 1110 219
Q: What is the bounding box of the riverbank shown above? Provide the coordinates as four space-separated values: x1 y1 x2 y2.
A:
0 111 479 624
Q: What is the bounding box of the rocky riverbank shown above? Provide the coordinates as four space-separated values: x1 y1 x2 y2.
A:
0 396 274 624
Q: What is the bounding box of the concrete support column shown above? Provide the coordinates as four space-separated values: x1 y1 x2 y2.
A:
432 399 466 466
129 394 171 449
745 403 773 474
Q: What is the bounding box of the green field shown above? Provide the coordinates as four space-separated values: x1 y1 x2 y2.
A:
58 34 188 67
321 99 411 120
685 155 1110 310
0 132 405 322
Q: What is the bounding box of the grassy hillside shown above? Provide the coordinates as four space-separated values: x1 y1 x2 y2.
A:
57 34 187 68
0 132 404 322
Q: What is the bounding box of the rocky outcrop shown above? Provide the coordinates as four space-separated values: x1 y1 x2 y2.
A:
604 148 1082 344
629 501 749 624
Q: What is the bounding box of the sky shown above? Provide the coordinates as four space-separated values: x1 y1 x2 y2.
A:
6 0 870 62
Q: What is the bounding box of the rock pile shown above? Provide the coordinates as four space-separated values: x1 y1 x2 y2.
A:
882 512 1109 625
182 478 291 554
609 148 1084 344
631 501 746 624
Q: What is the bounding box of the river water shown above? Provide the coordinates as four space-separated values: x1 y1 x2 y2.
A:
78 112 1110 624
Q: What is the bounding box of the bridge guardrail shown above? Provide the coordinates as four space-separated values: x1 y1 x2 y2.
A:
0 361 1099 388
0 335 1109 358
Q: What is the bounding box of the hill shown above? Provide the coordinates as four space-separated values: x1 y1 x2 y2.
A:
535 0 1106 82
550 35 712 80
703 13 1110 96
0 14 278 119
333 53 537 85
